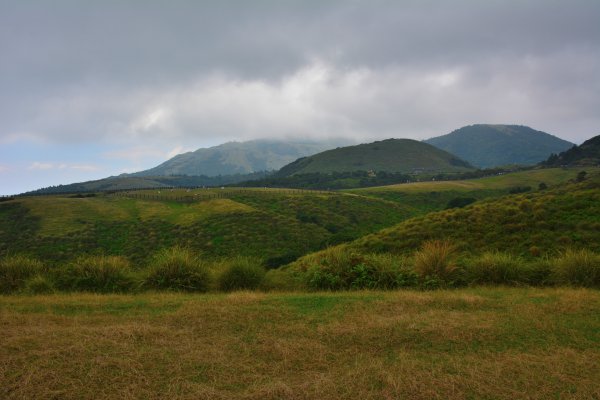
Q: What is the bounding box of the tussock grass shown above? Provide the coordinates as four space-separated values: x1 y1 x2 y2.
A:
0 255 45 294
53 255 136 293
23 275 55 294
466 251 526 285
217 257 266 291
298 247 417 290
551 248 600 287
413 240 458 284
144 247 211 291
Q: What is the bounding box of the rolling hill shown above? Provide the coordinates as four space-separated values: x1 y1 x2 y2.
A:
0 188 415 267
132 139 350 177
542 134 600 167
425 124 574 168
275 138 474 177
291 171 600 271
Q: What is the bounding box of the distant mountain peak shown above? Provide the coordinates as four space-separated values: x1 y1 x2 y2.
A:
425 124 574 168
130 138 353 177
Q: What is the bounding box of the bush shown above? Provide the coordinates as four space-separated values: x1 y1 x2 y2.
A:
446 197 476 209
413 240 458 284
145 247 211 291
551 249 600 287
302 248 417 290
53 255 136 293
0 255 45 294
218 257 266 291
466 252 526 285
528 258 553 286
24 275 55 294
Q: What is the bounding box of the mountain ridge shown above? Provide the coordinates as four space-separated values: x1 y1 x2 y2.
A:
131 139 352 177
425 124 574 168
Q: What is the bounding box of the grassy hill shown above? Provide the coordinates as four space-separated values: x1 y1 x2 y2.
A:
425 124 574 168
3 168 590 267
0 188 415 267
542 134 600 167
293 172 600 265
276 138 473 176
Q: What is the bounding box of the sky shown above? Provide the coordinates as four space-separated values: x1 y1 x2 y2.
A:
1 0 599 195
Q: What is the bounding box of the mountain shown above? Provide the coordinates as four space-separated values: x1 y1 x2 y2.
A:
275 138 474 177
425 124 574 168
542 134 600 167
132 139 351 177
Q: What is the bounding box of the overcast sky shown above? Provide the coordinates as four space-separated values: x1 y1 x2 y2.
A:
1 0 599 194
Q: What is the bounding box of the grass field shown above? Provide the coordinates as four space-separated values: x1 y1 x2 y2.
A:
1 288 599 399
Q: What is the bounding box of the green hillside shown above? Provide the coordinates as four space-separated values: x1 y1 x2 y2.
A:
295 173 600 264
0 188 415 267
276 138 473 176
425 124 574 168
542 134 600 167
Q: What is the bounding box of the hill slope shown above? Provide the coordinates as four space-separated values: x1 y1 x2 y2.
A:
133 139 349 177
288 172 600 280
276 138 473 177
0 188 415 267
542 134 600 167
425 124 574 168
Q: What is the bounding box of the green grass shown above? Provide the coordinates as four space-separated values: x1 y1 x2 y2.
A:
1 288 598 399
339 175 600 258
0 189 414 267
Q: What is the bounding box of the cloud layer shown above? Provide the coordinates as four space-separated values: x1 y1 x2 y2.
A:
1 0 599 194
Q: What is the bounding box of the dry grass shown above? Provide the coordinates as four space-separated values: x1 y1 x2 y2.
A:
1 288 599 399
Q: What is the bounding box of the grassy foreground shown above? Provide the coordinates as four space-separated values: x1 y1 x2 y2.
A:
1 288 599 399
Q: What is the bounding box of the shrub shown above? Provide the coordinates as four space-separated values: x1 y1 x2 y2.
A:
528 258 553 286
466 252 526 285
551 249 600 287
413 240 458 283
24 275 55 294
446 197 476 209
0 255 45 294
218 257 266 291
302 249 417 290
261 268 304 291
53 255 135 293
145 247 211 291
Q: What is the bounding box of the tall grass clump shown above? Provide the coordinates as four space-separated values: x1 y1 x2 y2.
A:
217 257 266 291
24 275 55 294
300 247 417 290
53 255 136 293
0 255 45 294
145 247 211 292
551 249 600 287
413 240 459 286
466 251 526 285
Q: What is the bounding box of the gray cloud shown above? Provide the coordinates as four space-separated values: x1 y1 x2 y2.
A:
1 0 599 152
